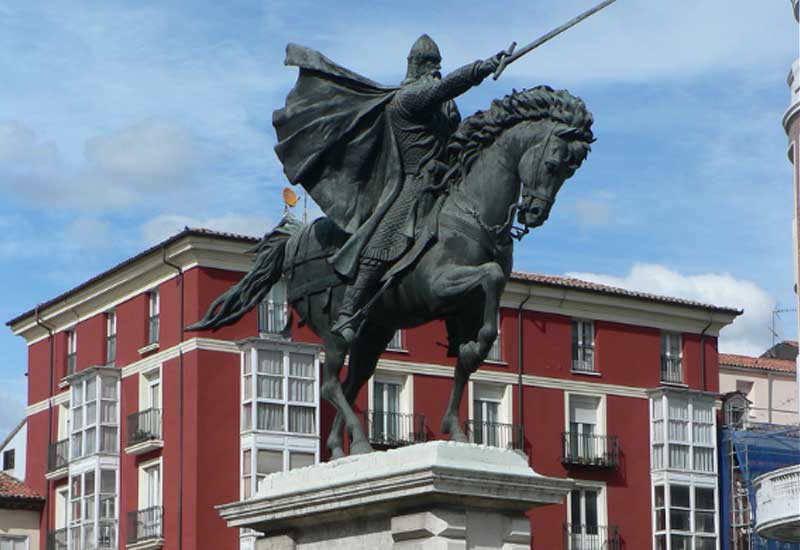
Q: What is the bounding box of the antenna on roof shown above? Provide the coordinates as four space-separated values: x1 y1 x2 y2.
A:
770 308 797 347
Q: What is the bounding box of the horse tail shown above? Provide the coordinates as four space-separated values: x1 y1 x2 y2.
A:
186 216 303 331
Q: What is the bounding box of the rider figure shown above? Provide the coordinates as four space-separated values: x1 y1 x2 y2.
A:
332 35 504 343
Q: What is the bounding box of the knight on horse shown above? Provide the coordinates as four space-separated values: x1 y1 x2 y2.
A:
273 35 507 343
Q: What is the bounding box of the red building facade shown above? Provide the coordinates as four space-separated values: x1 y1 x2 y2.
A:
6 229 740 550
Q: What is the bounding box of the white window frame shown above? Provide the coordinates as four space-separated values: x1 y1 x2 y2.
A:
55 486 69 530
258 279 288 335
566 480 608 544
148 290 160 345
650 393 716 474
468 382 514 446
66 329 77 375
0 535 28 550
241 445 317 500
138 457 162 510
67 465 119 550
651 479 718 550
139 367 162 412
660 332 683 384
571 319 596 373
386 330 405 352
241 349 318 436
486 312 503 362
564 392 606 462
105 311 116 366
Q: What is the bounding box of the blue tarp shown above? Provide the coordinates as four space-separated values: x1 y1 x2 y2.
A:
720 427 800 550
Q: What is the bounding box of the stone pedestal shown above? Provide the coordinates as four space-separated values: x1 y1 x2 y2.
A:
218 441 574 550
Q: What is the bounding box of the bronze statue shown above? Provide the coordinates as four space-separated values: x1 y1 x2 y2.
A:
191 36 595 458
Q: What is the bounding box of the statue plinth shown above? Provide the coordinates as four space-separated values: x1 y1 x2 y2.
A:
218 441 574 550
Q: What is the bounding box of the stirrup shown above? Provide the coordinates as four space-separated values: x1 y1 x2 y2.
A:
331 311 361 344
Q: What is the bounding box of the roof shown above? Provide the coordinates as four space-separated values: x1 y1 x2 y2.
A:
8 227 741 327
0 473 44 510
509 272 742 315
0 418 25 452
719 353 797 374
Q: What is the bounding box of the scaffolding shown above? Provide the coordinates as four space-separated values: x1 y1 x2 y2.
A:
721 401 800 550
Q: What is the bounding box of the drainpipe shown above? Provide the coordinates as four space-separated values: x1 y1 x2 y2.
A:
35 306 55 537
700 317 713 392
517 288 533 450
162 246 184 550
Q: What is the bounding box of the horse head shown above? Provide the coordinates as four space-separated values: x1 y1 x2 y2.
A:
512 87 595 229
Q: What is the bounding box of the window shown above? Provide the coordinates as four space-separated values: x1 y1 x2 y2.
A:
653 483 716 550
569 488 600 543
136 461 162 541
241 447 316 499
106 312 116 366
567 395 600 462
572 320 595 373
373 380 401 442
69 468 118 550
66 329 77 376
486 313 502 362
148 291 160 345
143 463 161 508
0 536 27 550
71 375 118 459
258 280 287 335
2 449 14 471
652 394 715 474
660 332 682 383
387 330 404 351
242 350 316 435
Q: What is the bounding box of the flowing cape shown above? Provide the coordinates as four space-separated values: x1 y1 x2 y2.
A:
273 44 405 279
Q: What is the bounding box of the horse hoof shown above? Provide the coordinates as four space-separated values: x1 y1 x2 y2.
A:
330 447 345 460
350 440 374 455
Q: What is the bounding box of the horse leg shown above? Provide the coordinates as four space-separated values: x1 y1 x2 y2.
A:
319 338 372 456
432 262 507 442
326 324 396 458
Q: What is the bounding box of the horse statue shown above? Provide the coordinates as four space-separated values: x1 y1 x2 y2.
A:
190 86 594 458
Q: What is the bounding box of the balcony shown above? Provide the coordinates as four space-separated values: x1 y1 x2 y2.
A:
660 356 683 384
561 432 619 468
563 524 620 550
125 409 163 455
754 464 800 543
46 528 67 550
465 420 523 450
127 506 163 549
45 439 69 480
572 358 596 374
364 410 426 447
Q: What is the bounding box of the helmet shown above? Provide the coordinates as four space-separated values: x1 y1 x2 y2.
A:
405 34 442 82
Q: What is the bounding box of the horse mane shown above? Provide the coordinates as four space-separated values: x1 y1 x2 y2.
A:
445 85 595 186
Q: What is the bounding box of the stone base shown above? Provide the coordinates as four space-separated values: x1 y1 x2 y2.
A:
218 441 574 550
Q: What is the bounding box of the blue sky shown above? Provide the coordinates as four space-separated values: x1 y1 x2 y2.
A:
0 0 797 434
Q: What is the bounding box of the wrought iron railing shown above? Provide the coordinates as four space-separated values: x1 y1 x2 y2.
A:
571 357 595 373
561 432 619 467
47 439 69 472
46 528 68 550
563 524 620 550
364 410 426 446
127 506 163 543
660 356 682 383
127 408 162 446
465 420 523 450
148 315 160 344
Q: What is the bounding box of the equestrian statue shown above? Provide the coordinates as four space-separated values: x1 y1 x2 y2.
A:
189 31 597 458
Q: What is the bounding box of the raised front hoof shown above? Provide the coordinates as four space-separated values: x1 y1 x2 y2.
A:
349 440 375 455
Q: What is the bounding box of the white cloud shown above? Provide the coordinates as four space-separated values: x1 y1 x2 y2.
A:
0 121 195 209
86 122 192 186
141 213 272 245
565 263 776 355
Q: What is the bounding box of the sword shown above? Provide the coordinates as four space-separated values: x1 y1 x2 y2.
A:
493 0 618 80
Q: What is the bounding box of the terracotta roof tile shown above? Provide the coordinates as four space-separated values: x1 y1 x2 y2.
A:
719 353 797 374
0 472 43 501
510 272 741 315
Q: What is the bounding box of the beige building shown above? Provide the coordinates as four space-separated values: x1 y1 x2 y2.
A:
0 472 43 550
719 348 798 425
